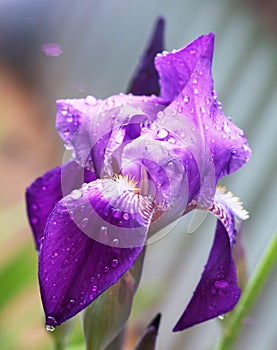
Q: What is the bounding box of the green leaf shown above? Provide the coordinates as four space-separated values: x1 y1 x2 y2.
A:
50 318 75 350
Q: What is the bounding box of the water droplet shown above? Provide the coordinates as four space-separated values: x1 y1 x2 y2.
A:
204 124 209 130
157 128 168 139
243 144 249 152
46 324 55 332
223 121 230 134
212 90 218 99
31 203 38 210
103 266 109 273
42 185 47 191
192 78 198 84
168 136 176 144
218 314 225 321
183 95 190 103
85 95 97 106
214 280 229 289
67 299 75 309
200 106 206 114
205 96 211 106
111 258 119 268
157 111 164 119
64 141 73 150
123 213 129 220
112 209 121 219
63 128 70 136
96 273 101 280
189 49 196 55
81 217 88 228
193 88 199 95
70 189 82 199
31 217 38 224
101 226 107 233
46 316 57 332
66 114 73 122
113 238 119 246
92 285 98 292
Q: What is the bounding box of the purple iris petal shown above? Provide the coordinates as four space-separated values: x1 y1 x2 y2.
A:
159 35 251 181
39 178 154 327
68 101 166 176
127 17 165 96
26 160 95 250
173 220 240 331
57 95 166 176
155 33 214 102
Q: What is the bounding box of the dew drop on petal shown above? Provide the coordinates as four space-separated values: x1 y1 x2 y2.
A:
85 95 98 106
193 88 199 95
214 280 229 289
81 217 88 228
92 285 98 292
168 136 176 144
111 258 119 268
123 213 129 220
46 316 57 332
70 189 82 199
66 114 73 122
31 203 38 210
183 95 190 103
31 217 38 224
218 315 225 321
192 78 198 84
67 299 76 309
157 111 164 119
113 238 119 246
157 128 168 139
200 106 206 114
103 266 110 273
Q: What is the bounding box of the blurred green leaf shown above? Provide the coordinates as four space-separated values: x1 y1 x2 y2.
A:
82 251 145 350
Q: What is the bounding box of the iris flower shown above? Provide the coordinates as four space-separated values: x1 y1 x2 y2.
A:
26 19 251 332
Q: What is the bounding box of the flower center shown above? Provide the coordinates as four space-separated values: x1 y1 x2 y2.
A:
114 174 140 195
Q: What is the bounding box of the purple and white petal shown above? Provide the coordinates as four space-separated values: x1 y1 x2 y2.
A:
121 133 202 233
127 17 165 96
39 178 154 327
68 101 166 177
155 33 214 102
56 94 165 148
26 160 95 250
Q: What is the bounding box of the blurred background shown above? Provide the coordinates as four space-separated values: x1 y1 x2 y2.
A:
0 0 276 349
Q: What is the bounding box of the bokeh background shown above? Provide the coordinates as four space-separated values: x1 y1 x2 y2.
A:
0 0 276 349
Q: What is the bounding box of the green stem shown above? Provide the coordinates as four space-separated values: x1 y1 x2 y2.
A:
215 230 277 350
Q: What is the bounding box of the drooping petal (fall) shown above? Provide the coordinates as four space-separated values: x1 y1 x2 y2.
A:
39 178 154 327
26 160 95 250
127 17 165 96
173 220 240 331
174 187 248 331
